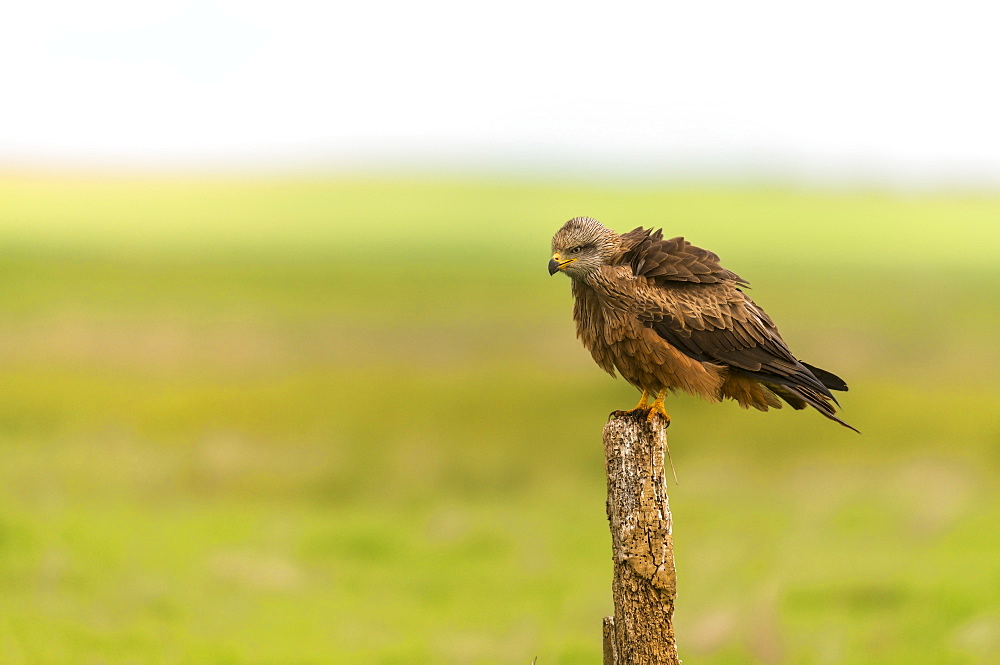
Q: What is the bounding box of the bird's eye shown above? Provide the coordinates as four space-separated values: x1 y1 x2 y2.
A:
569 246 582 254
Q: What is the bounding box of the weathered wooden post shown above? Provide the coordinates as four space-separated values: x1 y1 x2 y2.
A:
602 411 679 665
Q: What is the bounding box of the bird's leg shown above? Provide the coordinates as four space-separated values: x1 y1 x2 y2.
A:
612 389 669 422
646 389 671 425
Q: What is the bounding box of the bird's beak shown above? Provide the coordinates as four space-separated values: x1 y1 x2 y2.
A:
548 253 575 275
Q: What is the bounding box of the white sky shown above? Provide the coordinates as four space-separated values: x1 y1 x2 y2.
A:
2 0 999 183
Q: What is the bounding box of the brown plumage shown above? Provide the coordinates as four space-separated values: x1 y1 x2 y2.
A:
549 216 856 431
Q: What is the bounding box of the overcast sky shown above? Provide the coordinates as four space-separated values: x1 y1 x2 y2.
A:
3 0 998 183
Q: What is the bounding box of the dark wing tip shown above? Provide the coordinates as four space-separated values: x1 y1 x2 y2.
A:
801 362 849 392
786 383 860 433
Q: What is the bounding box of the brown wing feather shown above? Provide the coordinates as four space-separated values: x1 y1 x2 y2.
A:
635 280 857 430
644 283 832 396
619 227 747 285
645 282 857 431
596 226 854 430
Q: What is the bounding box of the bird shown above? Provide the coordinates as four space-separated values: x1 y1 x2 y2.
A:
549 216 857 432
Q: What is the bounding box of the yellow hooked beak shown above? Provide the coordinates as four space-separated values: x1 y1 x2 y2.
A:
548 253 576 275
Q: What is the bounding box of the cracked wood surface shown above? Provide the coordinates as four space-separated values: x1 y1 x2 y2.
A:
602 412 679 665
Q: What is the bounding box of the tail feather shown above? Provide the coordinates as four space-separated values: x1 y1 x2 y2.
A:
769 385 808 410
730 358 857 432
801 362 849 392
784 383 860 433
737 364 859 433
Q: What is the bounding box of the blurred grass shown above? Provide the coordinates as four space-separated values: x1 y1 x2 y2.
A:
1 174 998 664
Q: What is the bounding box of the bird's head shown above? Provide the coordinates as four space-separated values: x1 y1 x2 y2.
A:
549 216 619 279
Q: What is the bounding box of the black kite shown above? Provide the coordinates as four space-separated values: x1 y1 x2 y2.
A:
549 216 856 431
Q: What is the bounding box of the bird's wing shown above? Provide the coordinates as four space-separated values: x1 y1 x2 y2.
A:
617 229 830 394
618 228 747 285
617 229 799 382
639 281 838 401
616 229 854 430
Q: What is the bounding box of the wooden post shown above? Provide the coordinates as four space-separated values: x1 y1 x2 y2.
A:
602 411 680 665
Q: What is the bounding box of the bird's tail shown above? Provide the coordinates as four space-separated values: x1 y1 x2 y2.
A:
754 362 858 433
778 383 860 433
801 362 849 392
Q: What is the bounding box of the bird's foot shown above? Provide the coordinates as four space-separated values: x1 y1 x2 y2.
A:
645 401 671 426
646 390 671 426
611 390 670 427
610 405 671 427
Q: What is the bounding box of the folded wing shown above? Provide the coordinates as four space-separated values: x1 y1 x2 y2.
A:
618 227 856 431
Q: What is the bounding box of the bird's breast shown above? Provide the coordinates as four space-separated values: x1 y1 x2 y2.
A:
572 280 725 398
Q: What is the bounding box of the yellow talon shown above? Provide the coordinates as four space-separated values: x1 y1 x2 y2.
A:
612 389 670 425
611 390 652 419
646 389 671 424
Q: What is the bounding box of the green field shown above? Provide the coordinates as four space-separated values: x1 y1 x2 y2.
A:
1 175 998 664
